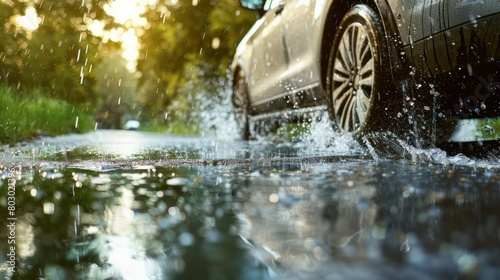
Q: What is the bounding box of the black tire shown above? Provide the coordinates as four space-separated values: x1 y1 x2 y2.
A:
326 4 393 136
233 70 251 140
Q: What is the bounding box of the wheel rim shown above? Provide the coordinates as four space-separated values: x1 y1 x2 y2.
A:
233 75 248 132
332 22 375 132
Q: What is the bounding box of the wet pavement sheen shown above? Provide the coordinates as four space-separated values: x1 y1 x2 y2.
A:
1 130 500 279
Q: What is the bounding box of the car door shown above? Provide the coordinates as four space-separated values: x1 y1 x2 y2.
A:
280 0 322 106
247 0 290 108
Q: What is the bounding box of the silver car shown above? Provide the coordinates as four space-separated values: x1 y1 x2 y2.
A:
231 0 500 148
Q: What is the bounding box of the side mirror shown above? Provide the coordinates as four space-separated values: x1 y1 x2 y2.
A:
240 0 265 10
240 0 266 17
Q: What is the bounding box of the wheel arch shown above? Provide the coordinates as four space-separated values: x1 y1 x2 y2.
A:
319 0 409 91
231 64 244 87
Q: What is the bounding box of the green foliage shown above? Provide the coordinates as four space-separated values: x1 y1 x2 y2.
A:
478 118 500 140
94 53 141 129
0 86 94 144
1 0 257 141
0 0 130 143
137 0 257 122
277 123 311 141
20 0 117 107
142 121 201 136
0 1 27 86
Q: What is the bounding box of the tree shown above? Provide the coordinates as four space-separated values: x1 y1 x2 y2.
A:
0 0 27 87
94 53 141 129
136 0 257 123
21 0 118 107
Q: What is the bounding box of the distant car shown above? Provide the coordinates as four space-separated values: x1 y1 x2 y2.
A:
124 120 140 130
231 0 500 147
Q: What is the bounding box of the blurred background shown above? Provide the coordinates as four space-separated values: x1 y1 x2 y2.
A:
1 0 256 143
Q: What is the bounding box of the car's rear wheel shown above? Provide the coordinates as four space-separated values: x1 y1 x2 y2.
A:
233 70 251 140
326 4 391 135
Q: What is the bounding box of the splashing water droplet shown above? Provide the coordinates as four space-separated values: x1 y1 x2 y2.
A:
400 239 411 253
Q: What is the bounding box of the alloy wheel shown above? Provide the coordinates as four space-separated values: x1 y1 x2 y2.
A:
331 22 375 132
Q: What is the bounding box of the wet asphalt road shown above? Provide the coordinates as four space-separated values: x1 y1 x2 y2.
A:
0 129 368 168
1 130 500 279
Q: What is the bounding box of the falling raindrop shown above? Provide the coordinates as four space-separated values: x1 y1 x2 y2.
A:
77 204 81 225
80 67 84 84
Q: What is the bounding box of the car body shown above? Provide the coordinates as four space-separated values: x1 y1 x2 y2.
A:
231 0 500 147
124 120 140 130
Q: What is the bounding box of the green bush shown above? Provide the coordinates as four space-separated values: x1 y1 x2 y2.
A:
142 120 201 135
0 86 94 144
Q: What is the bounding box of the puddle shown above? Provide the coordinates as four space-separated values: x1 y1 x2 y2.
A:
1 161 500 279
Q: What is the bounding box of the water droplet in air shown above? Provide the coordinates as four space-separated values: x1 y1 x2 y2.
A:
400 240 411 253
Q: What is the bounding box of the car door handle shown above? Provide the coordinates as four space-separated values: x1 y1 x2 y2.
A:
275 3 285 15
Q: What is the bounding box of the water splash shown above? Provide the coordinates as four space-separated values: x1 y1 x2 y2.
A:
199 85 239 141
362 131 500 168
296 111 365 156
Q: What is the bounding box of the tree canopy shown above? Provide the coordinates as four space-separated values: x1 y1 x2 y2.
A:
0 0 27 87
0 0 120 109
21 0 118 107
136 0 256 122
1 0 256 129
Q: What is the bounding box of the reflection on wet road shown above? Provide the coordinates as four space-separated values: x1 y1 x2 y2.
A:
0 129 365 165
1 130 500 279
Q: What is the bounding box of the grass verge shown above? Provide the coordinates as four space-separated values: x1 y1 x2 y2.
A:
142 120 201 135
0 86 94 144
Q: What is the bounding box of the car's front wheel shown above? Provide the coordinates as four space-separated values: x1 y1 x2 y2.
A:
326 4 392 135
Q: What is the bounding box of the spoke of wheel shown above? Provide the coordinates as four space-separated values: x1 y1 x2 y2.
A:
356 88 369 122
341 34 353 68
334 85 352 111
359 87 371 108
334 58 350 79
350 26 359 68
332 23 375 132
359 70 373 85
340 93 355 131
359 38 372 66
